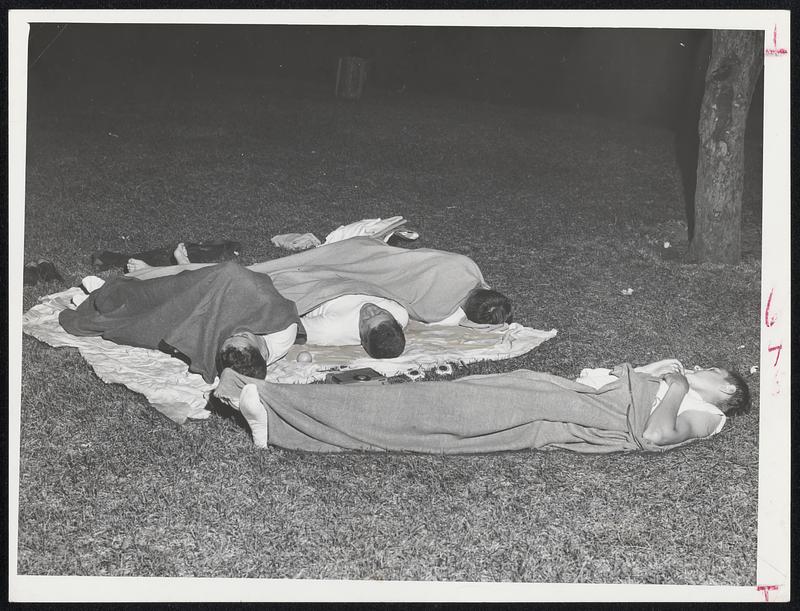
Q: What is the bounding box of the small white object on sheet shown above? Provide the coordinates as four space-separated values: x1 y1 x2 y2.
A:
23 287 557 424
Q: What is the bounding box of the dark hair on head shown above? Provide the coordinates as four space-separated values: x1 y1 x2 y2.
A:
217 344 267 379
463 288 512 324
362 319 406 359
720 369 751 416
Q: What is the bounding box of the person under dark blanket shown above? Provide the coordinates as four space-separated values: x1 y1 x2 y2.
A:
221 358 750 452
61 259 408 380
59 261 300 383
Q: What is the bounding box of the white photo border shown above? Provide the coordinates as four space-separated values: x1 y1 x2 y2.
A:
8 8 791 603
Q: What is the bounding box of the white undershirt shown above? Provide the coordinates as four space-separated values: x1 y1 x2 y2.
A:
263 323 298 365
650 381 726 435
300 294 410 346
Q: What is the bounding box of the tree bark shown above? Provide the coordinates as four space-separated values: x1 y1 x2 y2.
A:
689 30 763 263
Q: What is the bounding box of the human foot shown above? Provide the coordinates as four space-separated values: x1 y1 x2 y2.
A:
173 242 191 265
239 383 268 448
126 258 152 273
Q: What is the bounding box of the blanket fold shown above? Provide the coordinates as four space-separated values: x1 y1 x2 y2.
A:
215 364 682 454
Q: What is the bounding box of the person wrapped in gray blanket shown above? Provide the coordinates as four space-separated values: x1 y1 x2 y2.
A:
216 358 750 453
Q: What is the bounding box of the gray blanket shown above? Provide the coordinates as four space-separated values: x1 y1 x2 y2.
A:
248 237 489 319
133 237 489 321
215 364 690 454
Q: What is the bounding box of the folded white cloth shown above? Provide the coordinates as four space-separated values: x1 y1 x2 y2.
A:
272 217 412 252
323 216 408 245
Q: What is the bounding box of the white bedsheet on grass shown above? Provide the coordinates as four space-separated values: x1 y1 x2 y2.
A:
23 287 557 424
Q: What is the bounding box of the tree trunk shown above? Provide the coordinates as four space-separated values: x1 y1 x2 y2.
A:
689 30 763 263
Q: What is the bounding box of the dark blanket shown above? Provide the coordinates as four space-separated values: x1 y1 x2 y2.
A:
215 364 692 454
60 261 299 383
247 237 489 320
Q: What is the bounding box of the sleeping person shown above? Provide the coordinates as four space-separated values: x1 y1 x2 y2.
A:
62 258 409 377
574 359 748 446
214 358 750 453
59 261 300 383
127 243 408 358
127 236 513 329
298 295 408 358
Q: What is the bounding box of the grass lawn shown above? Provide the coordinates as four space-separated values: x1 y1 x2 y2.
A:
17 75 762 584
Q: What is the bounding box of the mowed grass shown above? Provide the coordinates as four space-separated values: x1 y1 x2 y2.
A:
17 76 761 583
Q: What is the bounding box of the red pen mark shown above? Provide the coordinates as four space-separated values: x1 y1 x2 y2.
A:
764 288 777 327
765 25 788 56
757 584 779 602
767 344 783 367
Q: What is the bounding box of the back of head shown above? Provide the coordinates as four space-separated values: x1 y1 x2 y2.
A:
362 319 406 359
217 344 268 379
721 369 751 416
463 289 512 324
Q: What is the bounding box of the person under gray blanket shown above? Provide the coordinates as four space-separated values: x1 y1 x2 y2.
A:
60 257 409 379
129 243 410 359
127 236 513 331
215 358 750 453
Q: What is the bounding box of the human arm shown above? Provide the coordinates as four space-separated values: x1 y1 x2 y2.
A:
634 359 685 377
643 373 689 445
642 373 697 445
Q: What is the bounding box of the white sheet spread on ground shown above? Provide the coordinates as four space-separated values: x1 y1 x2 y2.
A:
23 287 557 424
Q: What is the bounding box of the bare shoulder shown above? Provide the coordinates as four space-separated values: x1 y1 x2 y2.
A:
677 410 724 440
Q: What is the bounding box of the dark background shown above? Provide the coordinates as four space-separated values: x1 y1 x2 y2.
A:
26 23 765 230
28 23 763 132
